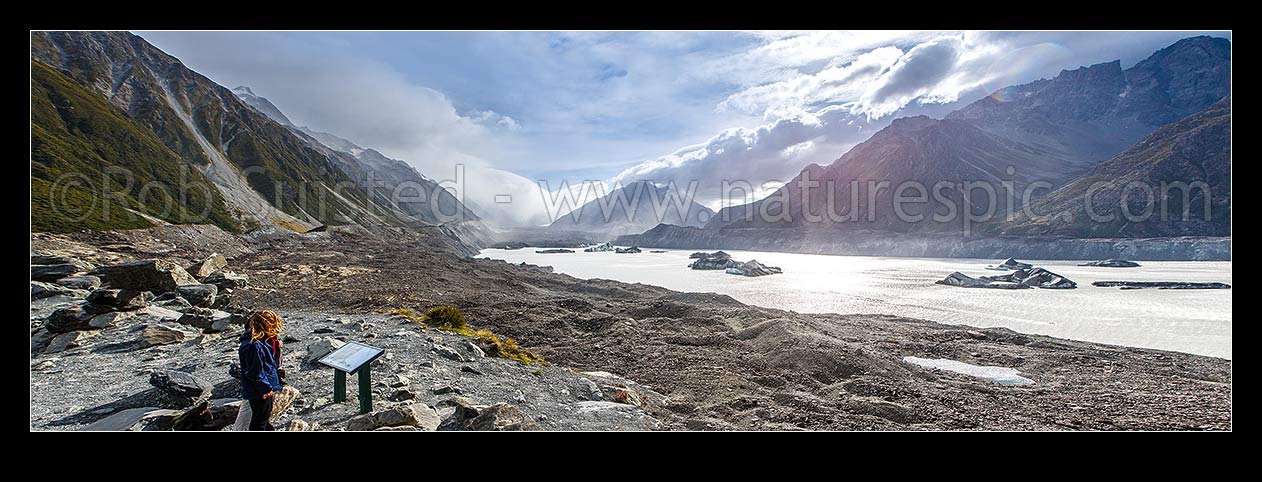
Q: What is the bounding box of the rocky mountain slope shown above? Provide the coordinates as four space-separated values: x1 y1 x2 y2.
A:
232 86 485 232
998 98 1231 237
702 36 1230 238
548 180 715 237
31 61 240 233
31 31 481 235
31 224 1231 430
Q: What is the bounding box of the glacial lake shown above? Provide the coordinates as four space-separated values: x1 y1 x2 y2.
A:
478 247 1233 359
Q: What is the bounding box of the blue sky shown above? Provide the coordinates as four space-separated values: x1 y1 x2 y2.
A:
139 30 1230 226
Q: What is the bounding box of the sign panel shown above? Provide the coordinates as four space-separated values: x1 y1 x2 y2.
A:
318 341 385 374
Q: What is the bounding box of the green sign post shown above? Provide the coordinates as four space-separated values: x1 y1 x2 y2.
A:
318 341 385 415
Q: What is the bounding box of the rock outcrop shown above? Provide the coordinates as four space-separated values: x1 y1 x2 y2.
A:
32 264 82 282
187 254 227 279
91 259 199 291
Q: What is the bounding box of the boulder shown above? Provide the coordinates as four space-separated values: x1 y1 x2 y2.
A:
346 403 439 431
615 246 642 254
436 396 484 430
31 281 86 300
149 369 211 405
204 271 249 290
432 344 467 363
31 253 93 270
461 340 486 358
466 403 539 431
176 284 218 308
85 289 151 311
91 259 199 291
389 389 417 402
176 307 238 332
31 264 82 282
1079 259 1142 268
388 374 411 388
55 275 101 290
271 386 300 416
45 330 92 353
287 419 312 431
87 311 134 329
80 407 162 431
573 401 662 430
44 306 96 332
186 253 227 279
305 337 346 364
141 324 196 346
132 306 185 325
31 328 56 353
157 296 194 312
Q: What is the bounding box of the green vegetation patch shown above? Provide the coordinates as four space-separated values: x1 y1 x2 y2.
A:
392 306 548 366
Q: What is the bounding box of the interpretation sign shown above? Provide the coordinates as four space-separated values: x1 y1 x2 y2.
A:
318 341 385 414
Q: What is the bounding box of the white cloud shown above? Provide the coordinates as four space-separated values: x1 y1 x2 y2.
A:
470 110 522 131
609 107 874 210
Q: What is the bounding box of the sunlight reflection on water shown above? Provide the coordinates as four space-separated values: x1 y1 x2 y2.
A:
479 248 1233 359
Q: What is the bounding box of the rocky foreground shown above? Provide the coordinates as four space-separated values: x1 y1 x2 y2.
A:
31 225 1231 430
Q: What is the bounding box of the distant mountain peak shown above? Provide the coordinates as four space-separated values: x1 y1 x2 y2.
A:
230 85 293 126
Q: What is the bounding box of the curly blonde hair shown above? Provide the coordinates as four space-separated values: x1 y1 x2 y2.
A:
247 310 284 341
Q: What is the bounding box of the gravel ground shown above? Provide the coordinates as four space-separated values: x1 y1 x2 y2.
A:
31 225 1232 430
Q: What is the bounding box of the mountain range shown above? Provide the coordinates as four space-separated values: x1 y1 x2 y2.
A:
30 32 1230 243
31 31 485 238
703 36 1230 237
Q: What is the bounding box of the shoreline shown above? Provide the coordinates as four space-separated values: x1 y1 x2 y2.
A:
611 225 1232 261
477 246 1232 360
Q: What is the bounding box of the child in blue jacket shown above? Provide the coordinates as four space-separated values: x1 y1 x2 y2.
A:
239 310 285 431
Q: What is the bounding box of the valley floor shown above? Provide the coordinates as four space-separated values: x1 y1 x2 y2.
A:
31 226 1232 430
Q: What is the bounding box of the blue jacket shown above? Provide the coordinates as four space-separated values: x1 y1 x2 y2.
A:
238 332 283 400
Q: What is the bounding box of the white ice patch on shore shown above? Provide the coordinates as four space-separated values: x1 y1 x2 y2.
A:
902 356 1034 386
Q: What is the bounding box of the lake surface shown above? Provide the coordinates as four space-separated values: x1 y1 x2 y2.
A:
478 247 1233 359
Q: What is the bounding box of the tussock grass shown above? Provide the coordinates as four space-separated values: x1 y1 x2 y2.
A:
393 306 547 366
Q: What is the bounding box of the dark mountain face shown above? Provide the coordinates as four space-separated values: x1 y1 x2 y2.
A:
31 31 477 232
232 87 478 226
705 36 1230 237
997 97 1230 238
708 116 1061 232
31 60 240 233
549 180 715 236
947 36 1231 169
